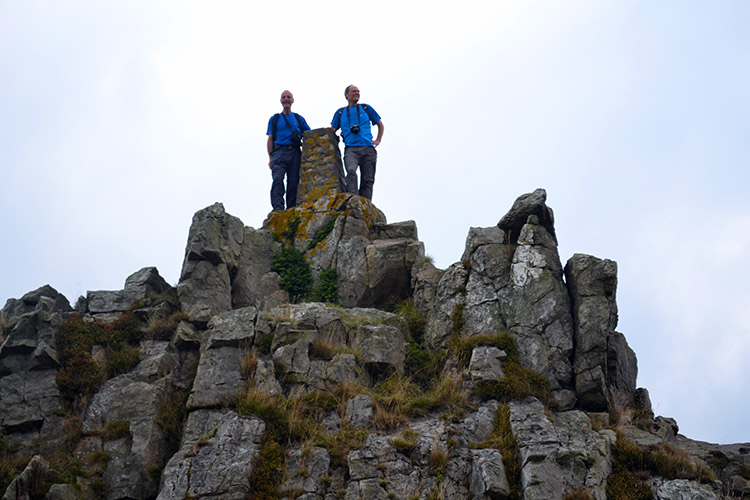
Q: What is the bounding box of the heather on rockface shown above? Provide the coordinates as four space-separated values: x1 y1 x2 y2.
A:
55 312 142 404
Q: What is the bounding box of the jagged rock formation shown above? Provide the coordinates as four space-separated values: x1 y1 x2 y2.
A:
1 130 748 500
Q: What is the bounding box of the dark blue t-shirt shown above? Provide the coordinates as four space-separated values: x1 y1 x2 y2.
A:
331 104 381 147
267 113 311 146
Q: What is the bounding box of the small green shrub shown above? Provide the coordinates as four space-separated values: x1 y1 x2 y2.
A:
428 446 448 478
607 432 714 499
310 268 339 304
395 300 427 342
271 248 312 301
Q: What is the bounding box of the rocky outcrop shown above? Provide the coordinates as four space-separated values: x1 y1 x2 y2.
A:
422 193 576 409
2 139 745 500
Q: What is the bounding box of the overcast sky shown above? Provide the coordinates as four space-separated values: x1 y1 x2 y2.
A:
1 1 748 444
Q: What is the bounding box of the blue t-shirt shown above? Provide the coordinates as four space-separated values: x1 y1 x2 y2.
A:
330 104 381 147
267 113 311 146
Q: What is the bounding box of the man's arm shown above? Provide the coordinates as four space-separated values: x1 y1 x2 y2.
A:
372 121 384 147
267 135 274 168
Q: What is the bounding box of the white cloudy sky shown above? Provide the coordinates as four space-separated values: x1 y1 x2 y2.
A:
1 1 748 444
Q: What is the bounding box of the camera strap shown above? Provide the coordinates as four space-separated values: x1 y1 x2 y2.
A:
345 104 361 126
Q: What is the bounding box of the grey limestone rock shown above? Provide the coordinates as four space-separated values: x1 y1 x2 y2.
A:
204 306 257 349
653 478 719 500
349 324 407 381
468 346 507 381
346 394 374 429
283 446 331 495
156 412 265 500
188 346 245 409
424 263 469 348
499 216 575 400
565 253 619 411
374 220 418 240
497 187 556 244
87 267 171 315
462 400 500 444
231 226 282 310
607 330 638 409
509 397 615 500
178 203 244 322
470 448 511 499
0 286 69 450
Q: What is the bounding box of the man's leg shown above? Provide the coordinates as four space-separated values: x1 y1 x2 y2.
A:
358 147 377 200
286 148 301 208
270 150 287 211
343 147 361 195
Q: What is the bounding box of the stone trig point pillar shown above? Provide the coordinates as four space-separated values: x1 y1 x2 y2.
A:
297 128 345 206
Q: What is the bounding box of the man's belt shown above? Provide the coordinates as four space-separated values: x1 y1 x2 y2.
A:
274 144 299 150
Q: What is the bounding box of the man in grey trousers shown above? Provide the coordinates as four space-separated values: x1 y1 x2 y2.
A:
330 85 384 200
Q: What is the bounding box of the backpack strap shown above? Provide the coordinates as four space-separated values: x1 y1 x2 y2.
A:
271 113 280 143
362 104 377 123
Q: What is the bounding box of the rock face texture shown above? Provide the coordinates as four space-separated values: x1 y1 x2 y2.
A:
1 133 747 500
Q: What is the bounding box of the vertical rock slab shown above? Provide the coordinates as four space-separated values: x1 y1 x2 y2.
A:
232 227 284 310
498 215 575 404
297 127 345 206
565 253 620 411
0 287 70 451
187 307 256 409
178 203 244 322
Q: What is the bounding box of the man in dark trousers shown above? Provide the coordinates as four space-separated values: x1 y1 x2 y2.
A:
266 90 311 211
331 85 384 201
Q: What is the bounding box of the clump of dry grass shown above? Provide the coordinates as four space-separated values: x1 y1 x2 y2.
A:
241 350 258 380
